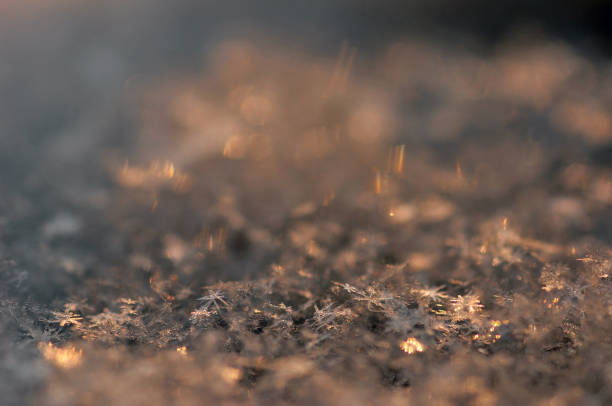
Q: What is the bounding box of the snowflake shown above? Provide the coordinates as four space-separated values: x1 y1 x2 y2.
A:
540 265 567 292
189 309 211 324
49 310 83 327
450 294 483 320
578 254 611 279
118 298 139 315
353 286 395 311
312 304 336 331
197 290 231 313
333 282 361 295
415 285 448 303
427 317 452 335
311 304 352 332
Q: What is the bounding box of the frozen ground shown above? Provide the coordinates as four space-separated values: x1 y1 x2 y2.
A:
1 2 612 405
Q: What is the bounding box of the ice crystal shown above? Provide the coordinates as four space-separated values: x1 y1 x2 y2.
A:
196 290 231 314
48 309 83 328
2 8 612 405
450 294 484 321
311 303 353 332
414 285 448 303
400 337 425 354
351 286 395 312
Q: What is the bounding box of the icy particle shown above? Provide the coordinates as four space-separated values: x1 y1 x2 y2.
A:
401 337 425 354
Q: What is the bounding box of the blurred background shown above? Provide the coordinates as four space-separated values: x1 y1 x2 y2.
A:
1 0 612 299
1 0 611 295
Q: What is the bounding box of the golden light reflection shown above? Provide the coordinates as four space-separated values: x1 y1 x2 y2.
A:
456 161 463 180
473 320 509 344
39 342 82 369
220 366 242 384
393 144 405 173
117 160 191 190
195 228 226 254
401 337 425 354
